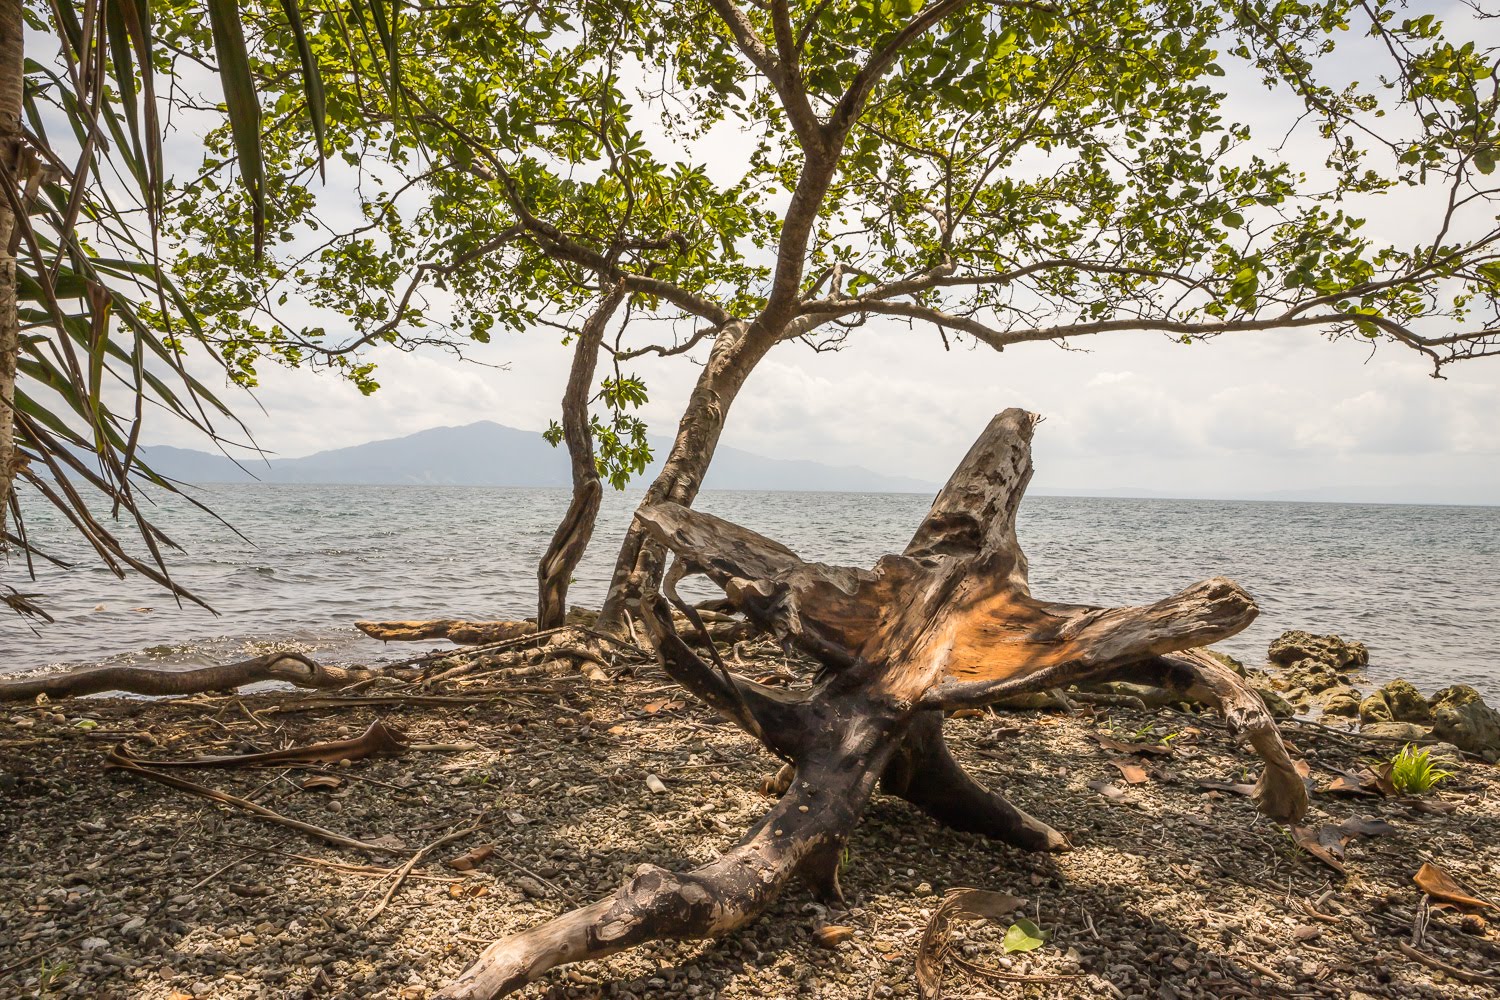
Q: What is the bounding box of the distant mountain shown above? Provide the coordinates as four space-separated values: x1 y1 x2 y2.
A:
138 421 939 494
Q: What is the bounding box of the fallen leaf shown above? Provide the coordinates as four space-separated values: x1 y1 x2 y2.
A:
1414 862 1496 911
448 882 489 899
505 811 530 825
814 925 854 948
916 888 1026 999
1408 798 1459 816
299 775 343 791
1321 769 1383 797
365 834 407 852
1087 779 1126 801
1109 759 1150 785
1001 916 1049 954
1291 824 1347 875
1094 735 1172 757
446 844 495 872
606 725 627 736
643 699 684 715
1196 780 1257 797
1292 924 1322 941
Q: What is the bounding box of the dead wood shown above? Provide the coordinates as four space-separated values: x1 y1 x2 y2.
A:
0 652 394 702
115 719 408 768
356 620 537 644
105 748 407 856
435 408 1306 999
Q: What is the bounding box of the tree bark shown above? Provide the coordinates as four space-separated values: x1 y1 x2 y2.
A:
0 652 398 701
439 408 1307 999
0 0 24 543
596 321 772 631
537 285 625 629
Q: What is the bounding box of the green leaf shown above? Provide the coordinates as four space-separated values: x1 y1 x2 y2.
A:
1002 918 1048 954
278 0 328 174
205 0 266 255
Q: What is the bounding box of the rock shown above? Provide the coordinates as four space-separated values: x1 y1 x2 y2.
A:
1359 692 1392 724
1321 690 1361 717
1423 742 1465 764
1268 631 1369 670
1380 679 1432 723
1207 651 1246 676
1252 685 1297 719
1277 658 1345 694
1430 685 1500 761
1360 721 1433 742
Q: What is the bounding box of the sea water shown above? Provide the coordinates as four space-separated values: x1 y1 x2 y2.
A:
2 485 1496 697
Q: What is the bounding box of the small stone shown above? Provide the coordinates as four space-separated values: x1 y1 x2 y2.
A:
913 882 933 897
1430 685 1500 759
80 937 109 952
644 774 668 794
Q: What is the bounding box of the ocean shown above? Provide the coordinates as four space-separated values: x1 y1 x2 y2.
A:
2 485 1497 698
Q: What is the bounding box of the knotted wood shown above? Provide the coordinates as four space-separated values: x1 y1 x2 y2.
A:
438 408 1306 999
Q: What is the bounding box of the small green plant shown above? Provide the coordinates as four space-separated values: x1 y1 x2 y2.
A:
1387 743 1454 795
837 845 852 875
35 958 73 995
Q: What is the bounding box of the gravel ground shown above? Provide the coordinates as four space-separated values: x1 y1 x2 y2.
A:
2 664 1497 1000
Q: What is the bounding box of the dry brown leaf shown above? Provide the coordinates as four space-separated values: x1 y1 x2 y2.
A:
446 844 495 872
1196 780 1257 797
1094 734 1172 757
814 925 854 948
299 775 343 791
1292 924 1322 941
916 888 1026 1000
1291 824 1347 875
1321 769 1383 797
1414 862 1496 910
1109 759 1150 785
1087 779 1126 801
606 725 628 736
448 882 489 899
643 699 685 715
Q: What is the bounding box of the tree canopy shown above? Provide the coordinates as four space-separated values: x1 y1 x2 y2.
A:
165 0 1500 384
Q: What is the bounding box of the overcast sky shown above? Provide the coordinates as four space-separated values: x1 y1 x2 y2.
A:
136 5 1500 506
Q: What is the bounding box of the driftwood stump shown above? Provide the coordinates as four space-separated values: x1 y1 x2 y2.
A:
436 409 1307 999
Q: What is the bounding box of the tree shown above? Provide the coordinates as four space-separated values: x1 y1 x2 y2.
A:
436 407 1308 998
159 0 1500 633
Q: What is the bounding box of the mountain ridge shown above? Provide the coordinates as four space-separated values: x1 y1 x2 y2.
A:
139 420 941 493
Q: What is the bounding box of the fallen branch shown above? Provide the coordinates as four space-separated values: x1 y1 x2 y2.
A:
366 817 490 924
0 653 394 701
357 620 537 644
1396 941 1500 986
105 748 406 856
115 720 409 768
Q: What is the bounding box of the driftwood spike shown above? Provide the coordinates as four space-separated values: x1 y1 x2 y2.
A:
439 408 1304 999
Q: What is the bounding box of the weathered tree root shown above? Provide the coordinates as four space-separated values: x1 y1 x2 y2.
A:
437 409 1307 999
0 652 395 701
356 619 538 644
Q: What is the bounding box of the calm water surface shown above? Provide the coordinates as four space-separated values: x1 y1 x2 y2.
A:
2 486 1496 698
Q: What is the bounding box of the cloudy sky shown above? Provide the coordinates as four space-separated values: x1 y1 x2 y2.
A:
137 5 1500 506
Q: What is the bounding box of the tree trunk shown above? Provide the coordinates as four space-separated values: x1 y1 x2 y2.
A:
596 321 770 631
0 0 24 543
437 408 1307 999
0 652 403 701
537 285 625 629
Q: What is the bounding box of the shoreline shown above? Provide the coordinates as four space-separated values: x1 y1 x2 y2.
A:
3 660 1497 999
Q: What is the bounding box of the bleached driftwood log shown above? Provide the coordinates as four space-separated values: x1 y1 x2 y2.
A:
437 409 1306 999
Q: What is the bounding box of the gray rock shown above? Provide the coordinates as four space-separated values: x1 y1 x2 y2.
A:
1251 685 1297 719
1321 690 1361 717
1267 631 1369 670
1380 678 1432 723
1359 692 1392 724
1360 721 1433 742
1430 685 1500 761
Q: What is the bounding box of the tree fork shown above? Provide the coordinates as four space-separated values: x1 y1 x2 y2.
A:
439 408 1307 998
